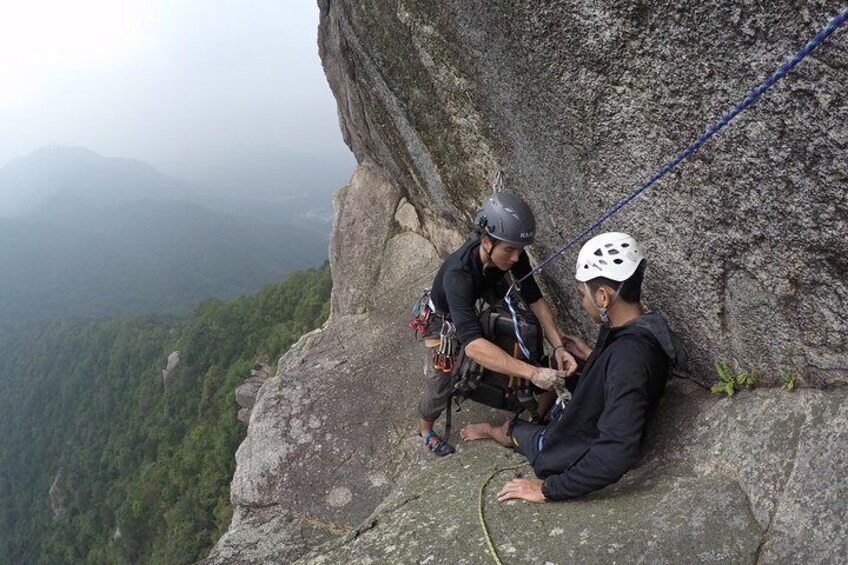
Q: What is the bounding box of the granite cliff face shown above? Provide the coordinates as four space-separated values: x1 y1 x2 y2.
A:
204 2 847 563
319 0 848 387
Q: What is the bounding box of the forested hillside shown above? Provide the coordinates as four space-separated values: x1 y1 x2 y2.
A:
0 263 331 564
0 199 328 326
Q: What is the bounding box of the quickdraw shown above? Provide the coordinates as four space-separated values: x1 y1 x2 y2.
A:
433 320 457 373
408 288 432 337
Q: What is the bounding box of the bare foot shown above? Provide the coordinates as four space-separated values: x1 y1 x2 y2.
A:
460 423 494 441
460 420 513 448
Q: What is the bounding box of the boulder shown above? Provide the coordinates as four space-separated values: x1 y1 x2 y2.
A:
236 363 273 424
394 198 421 233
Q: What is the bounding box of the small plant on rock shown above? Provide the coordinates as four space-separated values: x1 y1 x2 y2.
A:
711 360 737 396
737 365 761 390
779 369 797 391
711 360 761 397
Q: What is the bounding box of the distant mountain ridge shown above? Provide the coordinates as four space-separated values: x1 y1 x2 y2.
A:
0 146 196 216
0 146 331 326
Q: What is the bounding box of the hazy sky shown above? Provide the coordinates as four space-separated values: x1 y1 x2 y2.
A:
0 0 354 192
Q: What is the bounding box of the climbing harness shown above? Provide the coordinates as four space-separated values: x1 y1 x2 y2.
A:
409 289 459 374
444 300 546 442
478 463 528 565
450 305 544 414
504 6 848 359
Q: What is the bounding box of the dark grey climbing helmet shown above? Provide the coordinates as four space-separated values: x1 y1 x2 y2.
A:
475 192 536 246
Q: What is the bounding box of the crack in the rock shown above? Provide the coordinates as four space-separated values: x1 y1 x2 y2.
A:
352 492 422 538
293 492 423 562
754 396 809 564
238 501 289 512
297 515 353 536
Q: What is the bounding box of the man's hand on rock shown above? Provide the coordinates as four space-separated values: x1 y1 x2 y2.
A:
497 477 546 503
529 367 567 390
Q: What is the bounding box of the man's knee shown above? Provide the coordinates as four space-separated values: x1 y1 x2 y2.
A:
509 419 545 462
419 386 450 420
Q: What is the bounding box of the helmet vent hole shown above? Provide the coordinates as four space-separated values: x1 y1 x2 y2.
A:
599 260 608 265
621 243 630 248
608 249 619 255
613 258 623 264
593 249 603 257
604 243 614 248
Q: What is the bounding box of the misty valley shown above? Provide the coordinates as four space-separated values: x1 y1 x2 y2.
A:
0 146 336 563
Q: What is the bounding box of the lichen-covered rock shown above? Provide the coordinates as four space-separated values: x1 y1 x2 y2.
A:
291 382 848 565
319 0 848 387
757 395 848 564
199 506 343 565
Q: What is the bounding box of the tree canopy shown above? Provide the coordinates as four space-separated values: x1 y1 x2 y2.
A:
0 262 331 564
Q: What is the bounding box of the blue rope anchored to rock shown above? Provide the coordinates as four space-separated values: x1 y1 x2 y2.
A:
504 6 848 359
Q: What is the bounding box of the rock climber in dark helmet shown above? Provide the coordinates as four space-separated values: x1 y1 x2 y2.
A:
416 192 578 456
462 232 685 501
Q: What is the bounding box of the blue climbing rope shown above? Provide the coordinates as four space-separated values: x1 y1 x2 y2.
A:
505 6 848 359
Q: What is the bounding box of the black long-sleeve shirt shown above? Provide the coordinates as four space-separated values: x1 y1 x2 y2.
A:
430 238 542 345
537 313 684 500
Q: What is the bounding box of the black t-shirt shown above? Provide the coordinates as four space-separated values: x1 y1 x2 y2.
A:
430 238 543 344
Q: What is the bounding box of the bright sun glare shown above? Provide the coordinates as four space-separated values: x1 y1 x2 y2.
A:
0 0 159 105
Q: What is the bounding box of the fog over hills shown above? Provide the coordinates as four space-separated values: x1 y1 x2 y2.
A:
0 146 196 216
0 146 347 228
0 146 337 326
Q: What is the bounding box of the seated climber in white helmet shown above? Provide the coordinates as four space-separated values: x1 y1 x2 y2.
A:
460 232 685 501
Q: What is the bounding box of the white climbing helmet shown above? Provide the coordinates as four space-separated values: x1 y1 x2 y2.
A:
575 232 644 282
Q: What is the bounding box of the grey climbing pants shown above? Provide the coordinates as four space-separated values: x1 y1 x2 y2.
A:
418 346 452 421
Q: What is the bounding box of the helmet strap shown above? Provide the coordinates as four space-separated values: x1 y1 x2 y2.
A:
585 282 623 325
481 234 498 265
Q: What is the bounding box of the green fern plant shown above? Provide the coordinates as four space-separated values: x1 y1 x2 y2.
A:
737 365 761 390
779 369 797 391
711 360 737 396
711 360 761 396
